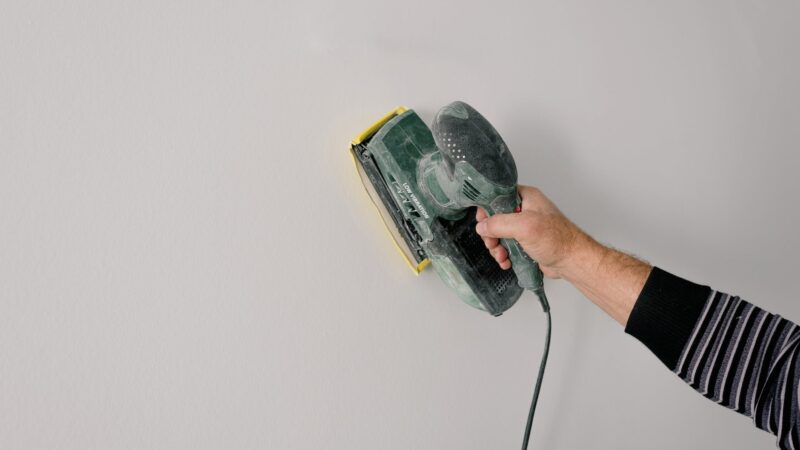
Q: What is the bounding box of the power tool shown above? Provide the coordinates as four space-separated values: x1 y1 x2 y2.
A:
350 101 551 449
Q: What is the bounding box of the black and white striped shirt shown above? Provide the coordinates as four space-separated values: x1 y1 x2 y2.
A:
626 267 800 449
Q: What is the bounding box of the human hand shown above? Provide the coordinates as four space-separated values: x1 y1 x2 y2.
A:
475 185 593 279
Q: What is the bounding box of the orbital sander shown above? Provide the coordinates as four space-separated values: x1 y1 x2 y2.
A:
350 101 551 448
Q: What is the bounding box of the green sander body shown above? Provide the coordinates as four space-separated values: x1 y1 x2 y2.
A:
352 101 545 315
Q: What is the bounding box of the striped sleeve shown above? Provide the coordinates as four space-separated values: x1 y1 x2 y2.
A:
625 267 800 449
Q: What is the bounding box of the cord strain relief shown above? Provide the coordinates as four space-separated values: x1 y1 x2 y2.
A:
533 288 550 313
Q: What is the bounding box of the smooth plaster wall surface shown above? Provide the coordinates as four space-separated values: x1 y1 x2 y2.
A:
2 1 800 449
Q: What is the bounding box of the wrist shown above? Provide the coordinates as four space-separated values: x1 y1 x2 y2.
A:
558 232 608 282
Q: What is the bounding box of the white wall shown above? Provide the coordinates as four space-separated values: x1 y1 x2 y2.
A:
2 1 799 449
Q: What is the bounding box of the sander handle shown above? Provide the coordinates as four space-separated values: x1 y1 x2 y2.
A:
484 192 547 305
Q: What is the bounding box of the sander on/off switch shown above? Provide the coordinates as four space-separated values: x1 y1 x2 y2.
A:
350 101 551 449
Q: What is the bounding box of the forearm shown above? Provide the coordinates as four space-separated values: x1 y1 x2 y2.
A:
559 234 652 326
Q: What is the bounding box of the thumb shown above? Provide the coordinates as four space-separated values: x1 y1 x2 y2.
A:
475 212 527 240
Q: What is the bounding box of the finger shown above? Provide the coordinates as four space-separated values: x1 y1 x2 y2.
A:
475 212 528 240
499 259 512 270
476 207 488 222
482 236 499 250
490 245 508 263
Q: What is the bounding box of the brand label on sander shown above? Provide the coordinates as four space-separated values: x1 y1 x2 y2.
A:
390 181 430 220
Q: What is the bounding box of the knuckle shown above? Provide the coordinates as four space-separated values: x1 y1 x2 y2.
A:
521 185 541 198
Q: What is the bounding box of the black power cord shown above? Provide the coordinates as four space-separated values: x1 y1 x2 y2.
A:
521 289 552 450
